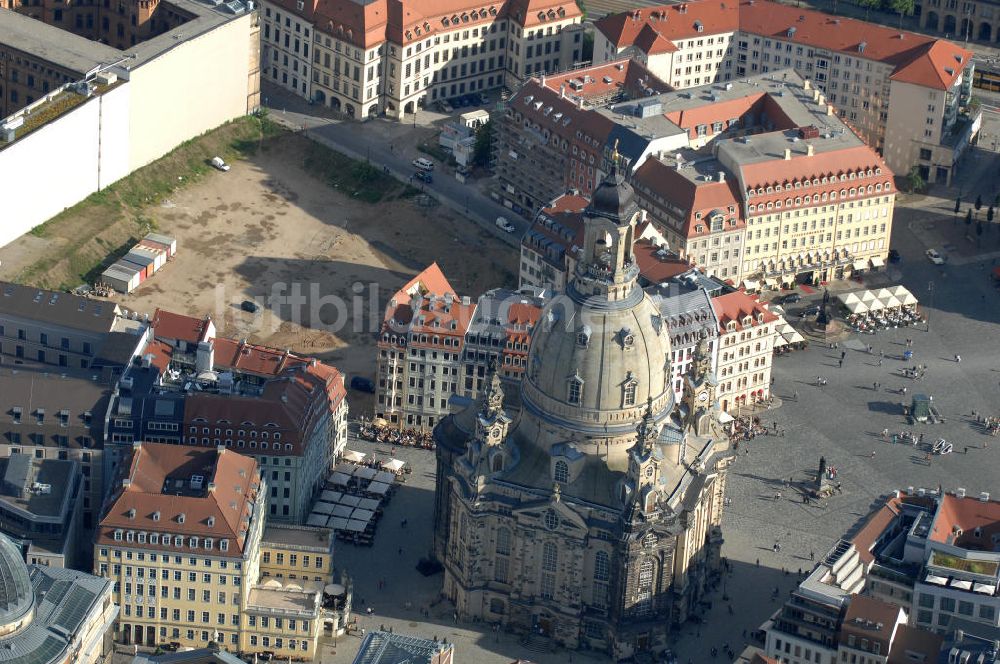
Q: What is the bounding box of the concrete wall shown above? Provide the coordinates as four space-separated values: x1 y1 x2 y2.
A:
0 90 129 249
127 12 257 170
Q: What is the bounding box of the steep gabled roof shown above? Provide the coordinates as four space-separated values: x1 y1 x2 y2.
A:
594 2 739 48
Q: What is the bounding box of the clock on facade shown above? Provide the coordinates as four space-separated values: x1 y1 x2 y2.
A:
698 390 708 402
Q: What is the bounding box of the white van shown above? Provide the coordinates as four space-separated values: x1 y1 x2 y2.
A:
495 217 515 233
412 157 434 171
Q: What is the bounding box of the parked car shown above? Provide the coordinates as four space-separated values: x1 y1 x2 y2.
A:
240 300 259 313
495 217 516 233
780 292 802 304
437 99 454 113
350 376 376 393
925 248 945 265
210 156 230 172
412 157 434 171
414 170 433 184
478 92 490 105
888 248 901 263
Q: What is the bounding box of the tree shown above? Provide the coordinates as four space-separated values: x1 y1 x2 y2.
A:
975 194 983 211
888 0 914 28
473 120 494 168
858 0 880 20
905 167 925 193
966 209 973 226
989 206 995 223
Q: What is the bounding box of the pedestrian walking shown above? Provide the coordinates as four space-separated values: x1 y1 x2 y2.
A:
841 351 846 360
839 359 843 368
878 358 883 367
870 450 877 459
955 354 962 363
874 381 878 391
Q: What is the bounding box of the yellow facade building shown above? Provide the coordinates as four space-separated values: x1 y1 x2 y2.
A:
95 442 329 659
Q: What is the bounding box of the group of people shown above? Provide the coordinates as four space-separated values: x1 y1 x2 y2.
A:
359 419 435 449
728 415 769 445
846 306 924 334
976 415 1000 437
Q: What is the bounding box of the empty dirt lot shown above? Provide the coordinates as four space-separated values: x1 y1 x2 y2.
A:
1 131 516 404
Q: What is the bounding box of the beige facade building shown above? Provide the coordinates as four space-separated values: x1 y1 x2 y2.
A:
259 523 335 582
95 442 329 659
433 170 733 660
259 0 583 119
594 0 978 186
376 263 475 430
629 71 897 286
711 291 776 413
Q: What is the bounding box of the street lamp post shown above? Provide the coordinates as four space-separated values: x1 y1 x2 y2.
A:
927 280 934 332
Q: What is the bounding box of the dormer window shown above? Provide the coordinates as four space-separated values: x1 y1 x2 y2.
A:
577 326 591 347
152 511 160 522
177 513 186 524
567 375 584 405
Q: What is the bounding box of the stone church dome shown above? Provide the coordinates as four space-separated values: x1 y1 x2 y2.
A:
519 164 673 461
0 534 33 636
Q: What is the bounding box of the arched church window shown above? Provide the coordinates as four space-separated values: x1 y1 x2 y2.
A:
492 454 504 473
553 460 568 484
496 527 511 555
544 510 560 531
594 551 610 581
542 541 558 571
577 326 591 347
635 559 654 616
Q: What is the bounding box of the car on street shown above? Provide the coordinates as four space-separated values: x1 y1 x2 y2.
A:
925 248 945 265
350 376 376 393
477 92 490 105
414 170 433 183
495 216 516 233
240 300 259 313
210 156 230 172
888 248 901 263
412 157 434 171
437 99 453 113
780 292 802 304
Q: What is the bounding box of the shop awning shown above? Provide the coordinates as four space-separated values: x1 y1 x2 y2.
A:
852 260 867 271
870 256 884 268
773 334 788 348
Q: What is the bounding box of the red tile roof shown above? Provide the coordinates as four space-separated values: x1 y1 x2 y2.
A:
633 238 691 283
840 595 904 653
98 442 260 557
595 0 971 91
740 145 892 192
380 263 475 349
634 158 744 241
929 493 1000 546
851 494 902 564
594 1 739 49
738 0 970 91
152 309 214 345
887 625 943 664
711 290 778 333
183 362 346 457
539 58 671 100
212 338 309 378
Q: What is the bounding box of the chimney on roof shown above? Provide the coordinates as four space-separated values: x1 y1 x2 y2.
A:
133 441 142 450
818 93 826 106
540 72 546 86
806 144 815 156
217 445 226 454
208 482 217 493
560 84 566 99
784 148 792 160
122 479 132 488
717 171 726 182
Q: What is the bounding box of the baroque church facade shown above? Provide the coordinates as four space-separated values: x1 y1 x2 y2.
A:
431 164 734 659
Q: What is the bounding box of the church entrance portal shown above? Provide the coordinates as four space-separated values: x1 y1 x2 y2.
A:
533 615 552 637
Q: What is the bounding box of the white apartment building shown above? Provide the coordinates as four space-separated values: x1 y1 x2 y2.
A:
711 290 776 413
594 0 978 185
259 0 583 120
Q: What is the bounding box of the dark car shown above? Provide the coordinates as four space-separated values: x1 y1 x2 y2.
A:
781 293 802 304
414 170 433 184
888 249 901 263
800 305 821 318
478 92 490 105
350 376 376 393
240 300 259 313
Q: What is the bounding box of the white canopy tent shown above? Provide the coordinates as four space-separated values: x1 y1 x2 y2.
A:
366 482 391 496
342 450 366 463
306 514 327 527
313 502 335 515
381 459 406 473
